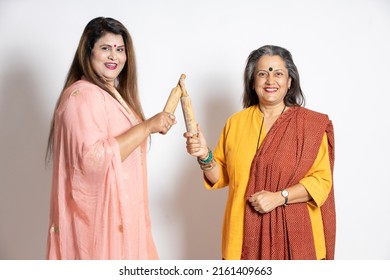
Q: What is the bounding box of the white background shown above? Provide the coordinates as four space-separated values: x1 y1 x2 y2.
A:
0 0 389 260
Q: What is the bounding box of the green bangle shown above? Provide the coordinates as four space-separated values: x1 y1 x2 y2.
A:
198 148 213 164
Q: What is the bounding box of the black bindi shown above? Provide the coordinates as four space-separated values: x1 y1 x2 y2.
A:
268 67 273 71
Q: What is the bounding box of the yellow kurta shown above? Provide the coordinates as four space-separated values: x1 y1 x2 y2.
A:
205 105 332 260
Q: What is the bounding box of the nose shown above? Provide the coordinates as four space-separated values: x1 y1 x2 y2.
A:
108 49 117 60
265 74 275 84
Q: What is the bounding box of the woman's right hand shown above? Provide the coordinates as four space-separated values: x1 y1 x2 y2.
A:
145 112 176 135
183 124 209 159
116 111 175 161
184 124 220 183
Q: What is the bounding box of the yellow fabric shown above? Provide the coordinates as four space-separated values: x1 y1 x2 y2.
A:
205 105 332 260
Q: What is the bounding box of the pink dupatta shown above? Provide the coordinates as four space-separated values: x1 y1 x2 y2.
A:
46 80 158 259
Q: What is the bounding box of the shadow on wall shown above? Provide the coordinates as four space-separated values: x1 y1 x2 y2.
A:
0 57 51 259
170 76 238 259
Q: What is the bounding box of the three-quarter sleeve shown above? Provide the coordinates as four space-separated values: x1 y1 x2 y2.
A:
299 133 332 207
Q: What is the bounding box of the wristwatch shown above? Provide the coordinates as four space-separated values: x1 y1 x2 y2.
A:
281 189 289 206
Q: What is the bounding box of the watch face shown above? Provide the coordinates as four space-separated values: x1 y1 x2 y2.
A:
281 190 288 197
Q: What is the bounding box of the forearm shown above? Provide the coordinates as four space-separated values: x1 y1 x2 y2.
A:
250 183 313 214
203 162 220 185
115 122 150 161
196 147 221 185
280 183 312 206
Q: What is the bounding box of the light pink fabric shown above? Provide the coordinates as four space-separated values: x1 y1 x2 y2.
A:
46 80 158 260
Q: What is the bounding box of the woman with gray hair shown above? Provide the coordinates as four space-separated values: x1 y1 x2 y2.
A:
184 45 336 260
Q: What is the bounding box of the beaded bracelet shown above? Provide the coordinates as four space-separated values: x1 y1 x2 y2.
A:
199 158 216 171
197 148 213 164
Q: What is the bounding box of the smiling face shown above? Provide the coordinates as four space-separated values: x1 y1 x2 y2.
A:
90 32 126 86
253 55 292 107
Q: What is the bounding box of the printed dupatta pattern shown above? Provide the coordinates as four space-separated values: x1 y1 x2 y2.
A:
241 107 336 260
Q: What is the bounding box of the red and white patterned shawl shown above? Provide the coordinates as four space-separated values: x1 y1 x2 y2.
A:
241 106 336 260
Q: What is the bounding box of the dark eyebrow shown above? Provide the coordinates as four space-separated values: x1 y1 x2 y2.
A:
98 44 125 48
256 68 285 71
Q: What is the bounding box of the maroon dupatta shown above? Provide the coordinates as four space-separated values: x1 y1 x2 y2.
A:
241 106 336 260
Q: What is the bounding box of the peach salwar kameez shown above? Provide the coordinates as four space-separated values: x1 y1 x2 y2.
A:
46 80 158 259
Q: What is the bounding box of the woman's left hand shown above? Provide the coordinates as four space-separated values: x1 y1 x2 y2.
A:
249 190 283 214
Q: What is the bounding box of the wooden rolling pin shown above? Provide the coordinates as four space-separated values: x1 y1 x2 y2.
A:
163 74 185 114
179 75 198 136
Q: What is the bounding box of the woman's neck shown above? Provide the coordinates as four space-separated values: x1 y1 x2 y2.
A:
259 103 287 117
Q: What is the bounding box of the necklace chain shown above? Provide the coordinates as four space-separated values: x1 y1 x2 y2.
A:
256 105 286 151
